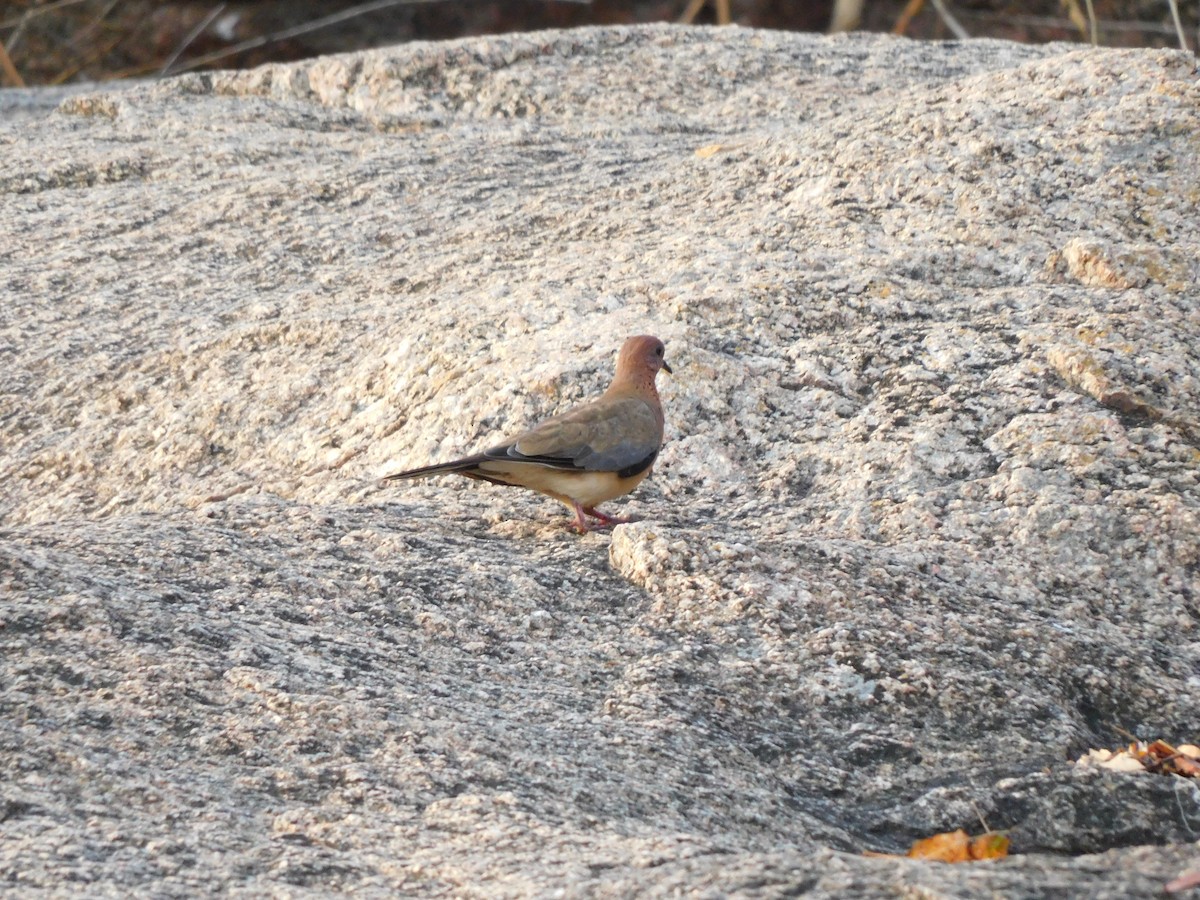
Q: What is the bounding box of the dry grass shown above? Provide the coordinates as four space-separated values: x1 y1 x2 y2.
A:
0 0 1194 87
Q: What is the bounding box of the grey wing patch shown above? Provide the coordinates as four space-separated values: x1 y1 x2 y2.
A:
557 398 661 473
498 398 661 474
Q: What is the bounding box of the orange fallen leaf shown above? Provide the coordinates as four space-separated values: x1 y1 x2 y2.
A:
866 829 1010 863
968 831 1011 860
908 829 971 862
1147 740 1177 762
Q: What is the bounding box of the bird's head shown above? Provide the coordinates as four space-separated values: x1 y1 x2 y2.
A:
616 334 672 383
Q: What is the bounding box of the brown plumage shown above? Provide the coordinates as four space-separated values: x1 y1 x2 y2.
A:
385 335 671 533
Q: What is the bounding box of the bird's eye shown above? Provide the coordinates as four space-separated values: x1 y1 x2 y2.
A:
655 346 664 357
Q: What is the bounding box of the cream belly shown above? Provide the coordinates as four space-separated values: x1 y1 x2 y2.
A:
474 460 651 509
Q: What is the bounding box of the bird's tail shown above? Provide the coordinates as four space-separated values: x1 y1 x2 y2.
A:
382 454 488 482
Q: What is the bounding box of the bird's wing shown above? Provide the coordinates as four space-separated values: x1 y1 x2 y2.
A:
487 395 662 475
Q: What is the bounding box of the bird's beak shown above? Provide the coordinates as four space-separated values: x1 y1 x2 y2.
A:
662 360 673 375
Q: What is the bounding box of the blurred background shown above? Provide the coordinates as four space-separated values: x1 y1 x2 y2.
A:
0 0 1195 86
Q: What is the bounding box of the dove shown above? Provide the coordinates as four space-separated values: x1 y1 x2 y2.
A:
385 335 671 533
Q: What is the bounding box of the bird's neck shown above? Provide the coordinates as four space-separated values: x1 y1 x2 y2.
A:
605 378 663 427
606 376 659 399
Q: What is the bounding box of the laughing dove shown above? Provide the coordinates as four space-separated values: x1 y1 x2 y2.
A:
384 335 671 533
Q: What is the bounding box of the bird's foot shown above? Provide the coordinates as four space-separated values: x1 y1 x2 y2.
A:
583 506 633 528
567 504 633 533
570 503 592 534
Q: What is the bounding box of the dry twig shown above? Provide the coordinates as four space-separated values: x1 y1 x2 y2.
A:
1 0 93 31
0 39 24 85
679 0 732 24
1084 0 1099 43
929 0 970 38
1165 0 1190 50
892 0 926 35
160 3 227 76
829 0 864 32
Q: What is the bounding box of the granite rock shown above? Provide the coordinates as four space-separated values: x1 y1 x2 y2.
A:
2 25 1199 896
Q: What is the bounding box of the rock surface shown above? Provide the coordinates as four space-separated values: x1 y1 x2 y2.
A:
3 24 1200 896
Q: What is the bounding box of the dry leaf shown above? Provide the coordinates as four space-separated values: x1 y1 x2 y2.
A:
908 829 972 862
1173 757 1200 777
866 829 1010 863
968 832 1010 860
1077 739 1200 778
1166 870 1200 893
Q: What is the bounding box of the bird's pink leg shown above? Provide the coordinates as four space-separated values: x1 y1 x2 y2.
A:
582 506 631 527
570 502 591 534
